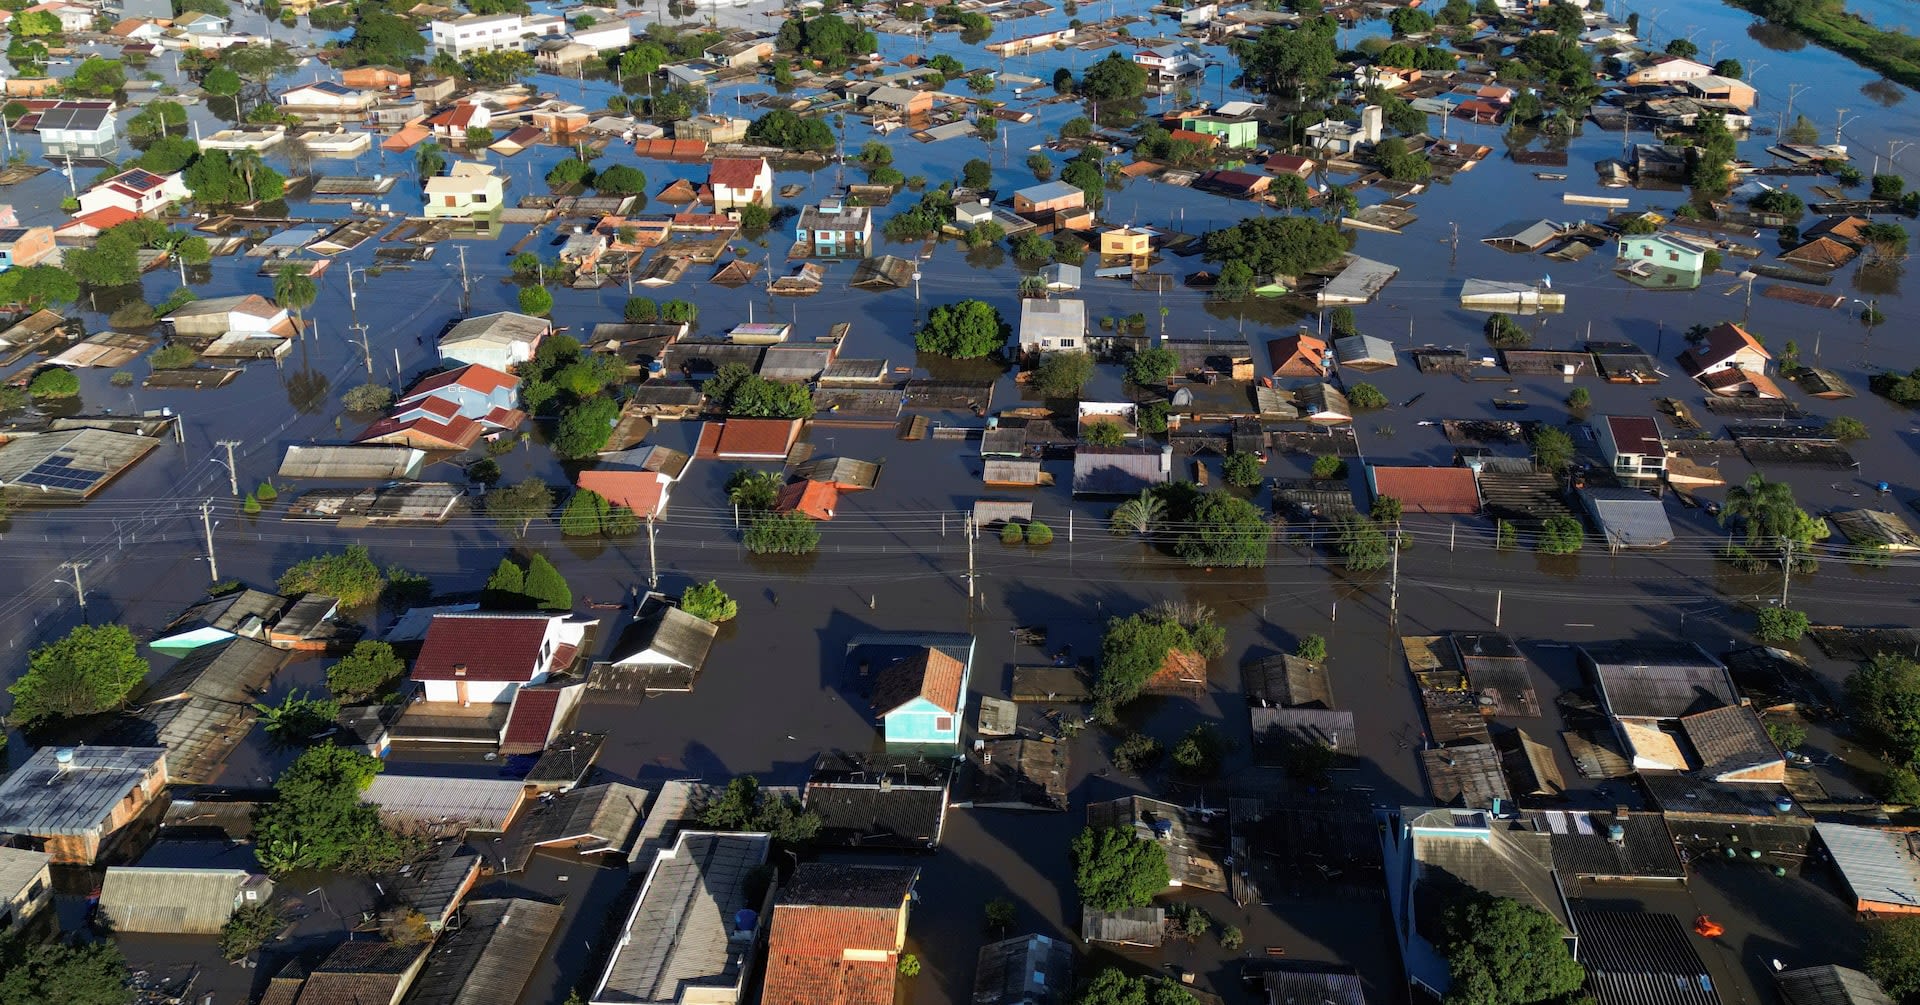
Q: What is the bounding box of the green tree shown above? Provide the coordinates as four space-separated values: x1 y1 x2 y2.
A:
252 744 415 876
1026 152 1055 181
1720 472 1827 570
727 468 782 510
488 479 555 537
962 158 992 189
0 935 134 1005
1532 426 1575 471
1084 423 1124 448
27 368 77 398
1297 634 1328 662
1075 968 1198 1005
1033 351 1094 397
1126 347 1178 386
69 57 126 97
1847 654 1920 766
554 396 618 458
1567 386 1591 410
1202 215 1348 278
484 556 527 607
1312 455 1347 479
1223 451 1263 488
624 297 658 323
1438 893 1585 1005
1338 515 1390 571
11 10 61 36
327 641 405 701
219 901 283 961
1081 51 1147 100
1231 12 1337 95
274 264 317 324
277 545 386 607
696 775 822 845
5 624 148 729
745 108 834 151
1537 515 1584 555
1096 610 1198 710
344 10 426 66
1176 492 1269 567
680 580 737 623
1866 917 1920 1002
916 299 1008 358
744 511 820 554
463 50 534 84
519 285 555 317
1071 826 1170 910
1484 313 1529 348
1826 415 1868 441
416 141 446 181
560 489 612 536
254 691 341 744
1347 383 1389 410
524 553 571 610
1755 606 1809 643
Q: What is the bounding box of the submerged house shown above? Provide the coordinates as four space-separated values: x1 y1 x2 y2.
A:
0 746 168 865
412 612 596 704
870 635 977 748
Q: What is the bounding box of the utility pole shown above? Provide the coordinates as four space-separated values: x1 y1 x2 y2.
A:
57 561 88 610
646 517 658 589
351 323 372 376
455 245 471 308
1780 539 1793 607
1389 527 1401 616
966 518 976 599
201 500 220 583
215 439 242 496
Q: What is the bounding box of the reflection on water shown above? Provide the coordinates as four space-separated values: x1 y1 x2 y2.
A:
1620 264 1704 291
1747 20 1809 51
284 366 331 415
1853 261 1904 297
1864 80 1906 107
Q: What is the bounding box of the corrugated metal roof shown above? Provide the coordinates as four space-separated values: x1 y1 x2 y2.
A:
1583 488 1675 549
409 898 564 1005
365 775 529 832
1776 966 1895 1005
1818 822 1920 910
596 831 771 1004
1573 907 1722 1005
0 746 166 836
98 867 269 934
1580 641 1737 718
277 444 424 480
0 847 48 902
973 934 1074 1005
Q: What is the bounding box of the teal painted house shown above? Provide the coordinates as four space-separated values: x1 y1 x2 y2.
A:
866 634 975 749
1179 113 1259 149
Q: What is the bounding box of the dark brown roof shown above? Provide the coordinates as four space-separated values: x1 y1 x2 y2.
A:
871 647 965 715
414 614 551 682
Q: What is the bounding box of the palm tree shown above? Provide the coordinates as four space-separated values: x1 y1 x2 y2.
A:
1721 473 1796 546
274 263 317 335
1109 491 1166 539
233 148 262 203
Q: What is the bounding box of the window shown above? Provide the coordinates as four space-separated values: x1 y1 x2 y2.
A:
25 880 43 901
1668 251 1679 262
1059 338 1076 348
934 716 953 732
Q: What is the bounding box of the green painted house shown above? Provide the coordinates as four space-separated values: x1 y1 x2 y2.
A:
1179 113 1259 149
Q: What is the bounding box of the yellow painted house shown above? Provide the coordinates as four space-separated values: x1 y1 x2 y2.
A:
423 162 504 219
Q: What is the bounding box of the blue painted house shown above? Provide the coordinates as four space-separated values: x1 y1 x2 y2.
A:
868 634 975 748
793 199 873 258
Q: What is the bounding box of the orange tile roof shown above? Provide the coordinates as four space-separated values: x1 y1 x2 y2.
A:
776 479 838 520
871 646 965 715
1266 333 1329 379
714 418 799 459
405 362 518 399
1144 647 1207 694
356 412 483 452
576 469 669 517
1370 466 1481 515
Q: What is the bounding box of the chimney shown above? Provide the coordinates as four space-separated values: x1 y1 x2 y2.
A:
453 664 467 677
54 748 74 771
1160 443 1173 474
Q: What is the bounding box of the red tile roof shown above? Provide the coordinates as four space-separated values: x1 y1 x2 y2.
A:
1604 415 1662 456
871 647 964 715
69 206 137 231
762 905 903 1005
356 412 483 452
500 686 561 754
414 614 552 682
1266 333 1329 379
576 470 669 518
714 418 800 459
1371 466 1480 515
1686 322 1771 372
405 362 518 399
708 157 767 191
1265 153 1315 177
775 480 837 521
1143 647 1207 694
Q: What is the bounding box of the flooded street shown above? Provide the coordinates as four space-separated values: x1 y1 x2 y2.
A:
2 0 1919 1002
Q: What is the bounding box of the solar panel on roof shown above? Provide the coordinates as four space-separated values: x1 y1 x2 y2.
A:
16 455 105 491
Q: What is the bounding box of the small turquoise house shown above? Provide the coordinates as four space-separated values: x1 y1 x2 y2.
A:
867 634 975 748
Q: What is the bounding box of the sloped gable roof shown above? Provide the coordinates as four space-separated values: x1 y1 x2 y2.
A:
871 647 965 715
